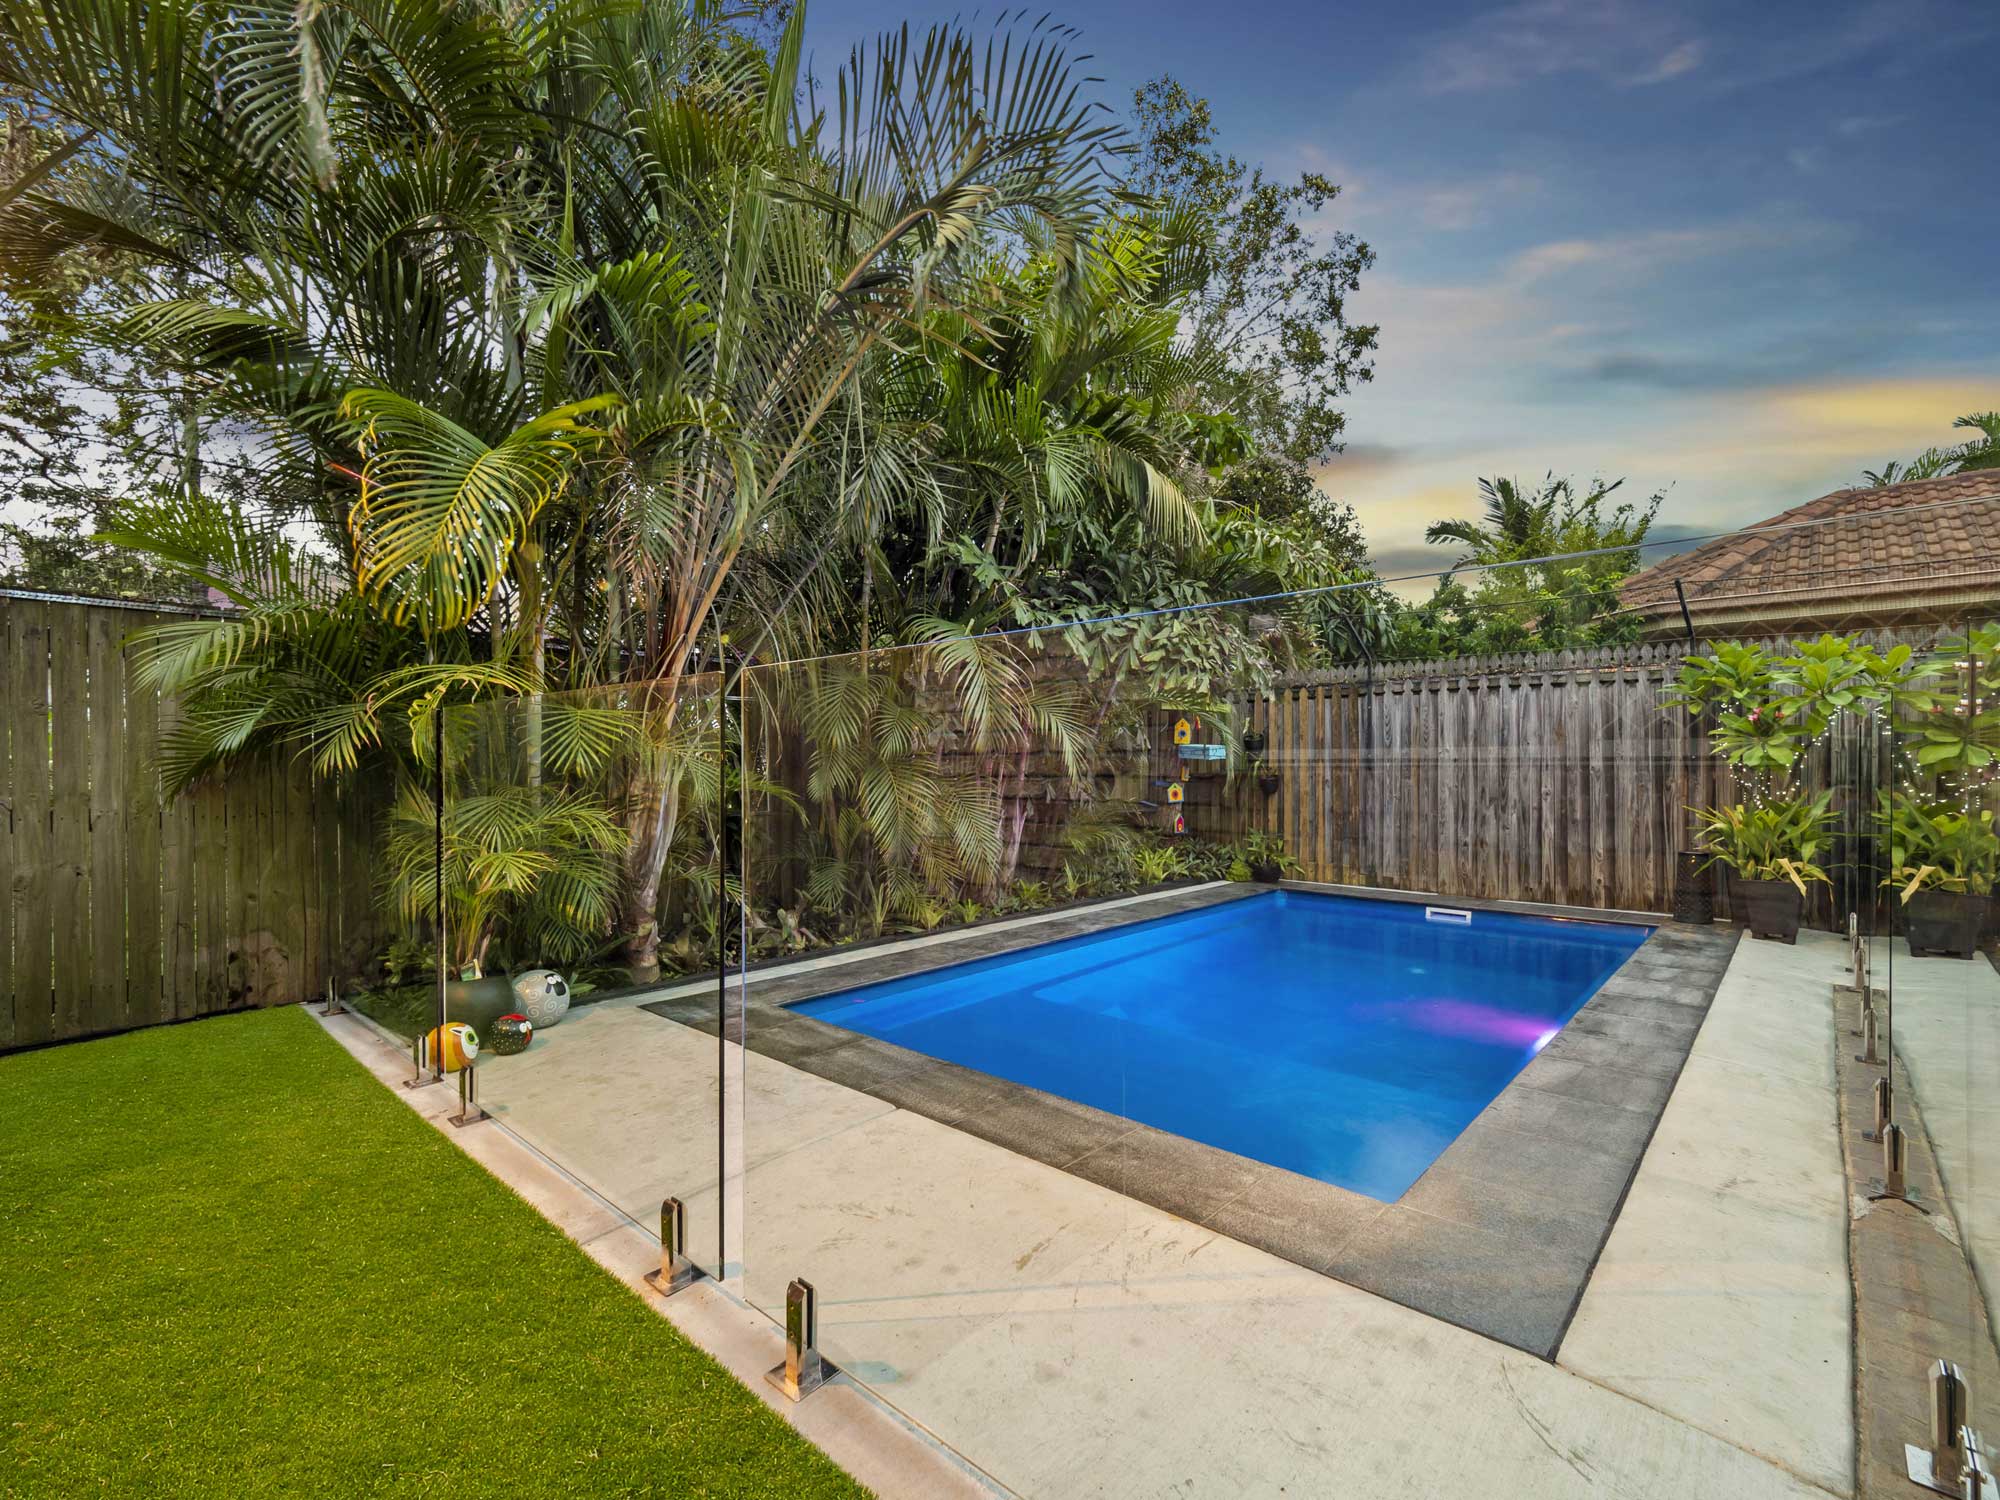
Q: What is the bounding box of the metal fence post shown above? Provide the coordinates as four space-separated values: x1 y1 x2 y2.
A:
645 1198 702 1297
765 1277 834 1401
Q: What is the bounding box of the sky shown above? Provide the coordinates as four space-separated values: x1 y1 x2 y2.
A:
805 0 2000 580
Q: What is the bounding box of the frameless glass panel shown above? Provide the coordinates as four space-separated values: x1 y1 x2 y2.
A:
437 676 733 1280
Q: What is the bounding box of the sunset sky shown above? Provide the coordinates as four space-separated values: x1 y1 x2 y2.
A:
809 0 2000 579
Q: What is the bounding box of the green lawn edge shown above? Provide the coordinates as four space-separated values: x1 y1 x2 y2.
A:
0 1006 872 1499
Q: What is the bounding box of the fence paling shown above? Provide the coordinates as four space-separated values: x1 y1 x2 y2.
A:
0 596 386 1049
1174 637 1895 926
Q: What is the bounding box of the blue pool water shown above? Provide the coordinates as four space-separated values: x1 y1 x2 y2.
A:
791 891 1649 1201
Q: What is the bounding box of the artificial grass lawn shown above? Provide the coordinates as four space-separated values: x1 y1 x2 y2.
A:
0 1006 870 1499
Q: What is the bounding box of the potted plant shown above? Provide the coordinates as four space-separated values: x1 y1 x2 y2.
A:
1241 729 1267 756
384 780 627 1028
1253 758 1281 796
1240 831 1295 884
1691 794 1836 943
1882 795 1997 958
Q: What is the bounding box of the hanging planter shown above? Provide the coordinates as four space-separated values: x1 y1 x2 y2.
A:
1242 730 1267 756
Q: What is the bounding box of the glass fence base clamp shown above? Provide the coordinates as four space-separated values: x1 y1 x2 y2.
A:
1869 1123 1930 1211
448 1062 487 1129
644 1198 703 1298
1908 1363 1993 1496
402 1034 441 1090
1855 1001 1883 1066
1906 1445 1997 1498
1866 1076 1893 1142
765 1278 836 1402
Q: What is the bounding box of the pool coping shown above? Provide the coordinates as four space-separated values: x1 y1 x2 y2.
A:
640 883 1741 1359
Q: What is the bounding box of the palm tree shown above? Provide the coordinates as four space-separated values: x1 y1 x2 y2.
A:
1424 474 1623 565
1417 471 1658 651
0 0 1130 975
1860 411 2000 485
1948 412 2000 473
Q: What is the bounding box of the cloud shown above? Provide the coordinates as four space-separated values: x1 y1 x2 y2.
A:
1629 39 1704 85
1318 163 1544 235
1407 0 1992 100
1835 112 1907 137
1413 0 1702 93
1500 218 1842 288
1569 328 1891 394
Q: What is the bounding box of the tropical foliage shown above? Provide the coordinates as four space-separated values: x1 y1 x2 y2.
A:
1668 625 1999 915
1861 410 2000 485
1397 473 1661 657
1882 797 1997 898
1690 796 1836 894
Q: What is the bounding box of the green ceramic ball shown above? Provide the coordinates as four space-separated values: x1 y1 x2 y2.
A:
489 1013 534 1056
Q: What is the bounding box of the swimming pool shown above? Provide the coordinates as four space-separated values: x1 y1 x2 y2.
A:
790 890 1650 1201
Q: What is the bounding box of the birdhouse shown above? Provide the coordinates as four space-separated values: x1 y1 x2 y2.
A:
1166 781 1184 804
1172 717 1192 746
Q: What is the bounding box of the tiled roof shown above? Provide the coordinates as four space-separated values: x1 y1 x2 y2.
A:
1620 472 2000 618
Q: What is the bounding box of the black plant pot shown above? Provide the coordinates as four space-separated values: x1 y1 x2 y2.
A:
445 974 517 1033
1903 889 1988 959
1731 875 1803 944
1257 774 1281 796
1250 861 1283 883
1242 731 1267 756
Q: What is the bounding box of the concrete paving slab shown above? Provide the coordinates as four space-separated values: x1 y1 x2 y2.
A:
1559 930 1853 1497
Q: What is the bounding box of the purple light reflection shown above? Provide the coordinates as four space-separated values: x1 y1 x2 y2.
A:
1362 996 1564 1050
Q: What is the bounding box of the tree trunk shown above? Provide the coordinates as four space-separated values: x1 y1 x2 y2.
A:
617 684 689 980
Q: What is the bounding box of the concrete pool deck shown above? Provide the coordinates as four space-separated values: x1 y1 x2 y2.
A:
401 887 1884 1498
1559 929 1855 1496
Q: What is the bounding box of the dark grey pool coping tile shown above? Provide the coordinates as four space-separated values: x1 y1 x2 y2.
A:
1322 1206 1598 1356
1065 1122 1272 1225
635 884 1742 1360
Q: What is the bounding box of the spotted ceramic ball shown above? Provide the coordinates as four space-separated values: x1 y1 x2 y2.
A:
489 1012 534 1056
511 969 571 1030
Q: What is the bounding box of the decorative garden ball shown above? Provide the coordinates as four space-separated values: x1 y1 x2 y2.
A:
512 969 571 1030
425 1021 480 1072
490 1013 534 1056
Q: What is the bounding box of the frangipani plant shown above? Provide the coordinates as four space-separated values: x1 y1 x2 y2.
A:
1893 624 2000 775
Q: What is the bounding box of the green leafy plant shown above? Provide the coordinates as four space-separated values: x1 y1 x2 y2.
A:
1011 880 1052 911
1690 794 1837 895
1238 830 1298 875
1881 795 1998 898
1667 635 1921 772
1131 844 1187 886
385 783 627 975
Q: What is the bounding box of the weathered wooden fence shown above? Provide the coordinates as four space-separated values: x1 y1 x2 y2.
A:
1168 640 1890 925
0 593 385 1050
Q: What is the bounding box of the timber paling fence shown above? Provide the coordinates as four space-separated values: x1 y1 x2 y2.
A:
0 593 384 1051
1165 639 1892 929
0 600 1941 1049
